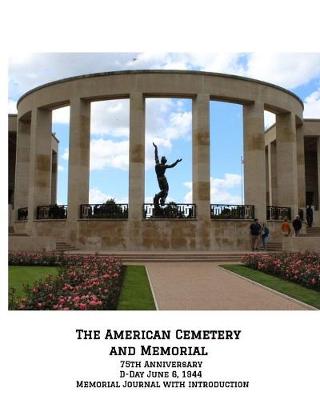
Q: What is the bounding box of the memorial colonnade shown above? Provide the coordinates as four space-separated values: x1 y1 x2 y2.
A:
13 71 304 251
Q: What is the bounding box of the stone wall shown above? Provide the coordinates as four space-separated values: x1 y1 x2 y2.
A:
9 219 286 252
283 236 320 252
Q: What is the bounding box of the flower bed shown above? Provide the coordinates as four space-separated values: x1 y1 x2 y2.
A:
9 253 123 310
241 252 320 291
9 251 63 266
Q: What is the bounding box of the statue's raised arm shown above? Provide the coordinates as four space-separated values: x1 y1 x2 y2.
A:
153 142 159 164
166 158 182 169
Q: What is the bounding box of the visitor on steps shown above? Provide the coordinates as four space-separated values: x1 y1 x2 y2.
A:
292 215 302 236
249 218 261 251
306 205 313 228
281 218 291 237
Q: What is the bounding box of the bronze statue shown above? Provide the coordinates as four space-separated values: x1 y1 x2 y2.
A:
153 142 182 207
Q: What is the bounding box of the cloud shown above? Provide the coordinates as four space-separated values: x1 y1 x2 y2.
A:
244 53 320 89
89 188 127 204
9 53 140 100
61 148 69 161
90 139 129 171
145 98 192 169
90 99 129 138
58 165 64 172
304 88 320 118
126 52 190 70
264 111 276 129
52 106 70 124
8 99 17 114
189 53 246 75
214 173 242 189
127 53 245 76
184 174 242 204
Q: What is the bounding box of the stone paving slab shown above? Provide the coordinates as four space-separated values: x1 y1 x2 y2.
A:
144 262 314 310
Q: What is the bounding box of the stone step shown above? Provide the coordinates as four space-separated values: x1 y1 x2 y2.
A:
120 256 243 261
55 241 77 252
305 227 320 237
266 242 282 250
63 251 280 262
261 241 282 251
56 245 76 250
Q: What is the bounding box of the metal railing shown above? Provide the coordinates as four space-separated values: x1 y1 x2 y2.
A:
144 203 196 219
267 206 291 221
210 204 255 219
80 203 128 219
37 205 68 219
17 207 28 220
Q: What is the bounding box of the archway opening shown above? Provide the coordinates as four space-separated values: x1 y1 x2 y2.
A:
144 97 192 217
52 106 70 206
89 99 129 207
210 100 244 207
264 110 277 208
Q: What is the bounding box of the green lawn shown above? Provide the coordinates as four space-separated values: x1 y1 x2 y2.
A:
9 264 156 310
221 264 320 309
117 265 156 310
9 266 60 298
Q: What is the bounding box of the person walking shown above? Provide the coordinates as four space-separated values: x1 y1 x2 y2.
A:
292 215 302 236
261 223 270 250
281 218 291 237
306 205 313 228
249 218 261 251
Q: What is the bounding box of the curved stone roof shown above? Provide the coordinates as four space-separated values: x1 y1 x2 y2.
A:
17 70 304 108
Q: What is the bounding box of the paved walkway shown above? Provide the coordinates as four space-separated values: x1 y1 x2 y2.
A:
144 262 313 310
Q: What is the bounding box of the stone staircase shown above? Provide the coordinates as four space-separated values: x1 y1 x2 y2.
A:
115 252 245 262
64 251 267 263
304 227 320 237
55 241 77 253
265 241 282 252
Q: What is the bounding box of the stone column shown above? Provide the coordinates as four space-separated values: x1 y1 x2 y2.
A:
67 98 91 222
270 141 278 205
128 93 145 221
192 93 210 220
276 112 299 216
28 108 52 221
51 150 57 204
296 124 306 211
14 117 31 214
243 102 266 221
267 144 271 206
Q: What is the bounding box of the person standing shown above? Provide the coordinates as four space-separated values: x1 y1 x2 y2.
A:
281 218 291 237
261 223 270 250
249 218 261 251
292 215 302 236
306 205 313 228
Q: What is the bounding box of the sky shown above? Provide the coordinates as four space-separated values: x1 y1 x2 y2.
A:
8 53 320 206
